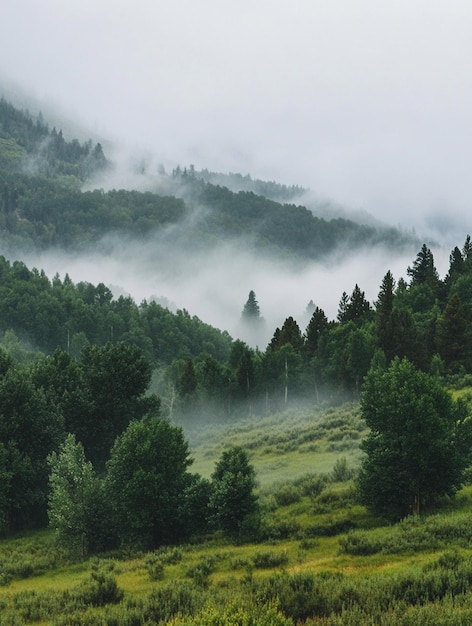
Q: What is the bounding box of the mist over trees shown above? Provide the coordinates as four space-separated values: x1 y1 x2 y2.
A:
3 96 472 559
0 97 418 261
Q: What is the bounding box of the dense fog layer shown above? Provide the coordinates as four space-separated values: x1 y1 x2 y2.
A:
17 231 449 348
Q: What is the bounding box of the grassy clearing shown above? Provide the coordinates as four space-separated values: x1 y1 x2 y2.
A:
185 401 366 486
3 401 472 623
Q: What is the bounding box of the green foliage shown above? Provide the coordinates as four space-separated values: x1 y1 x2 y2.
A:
145 546 183 580
79 342 157 469
105 416 193 549
210 446 260 541
339 511 472 556
74 567 124 607
252 550 289 569
358 357 472 520
47 434 111 557
330 457 354 482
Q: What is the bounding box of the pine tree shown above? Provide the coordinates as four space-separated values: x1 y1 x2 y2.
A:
304 307 328 360
436 293 472 372
407 244 440 289
375 271 396 362
241 290 261 321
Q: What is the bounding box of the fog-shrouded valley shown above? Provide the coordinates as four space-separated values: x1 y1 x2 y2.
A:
5 3 472 622
0 88 448 350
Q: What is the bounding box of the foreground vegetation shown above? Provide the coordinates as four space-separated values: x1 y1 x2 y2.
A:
0 402 472 624
3 95 472 624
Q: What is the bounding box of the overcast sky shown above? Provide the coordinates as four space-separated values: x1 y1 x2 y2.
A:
2 1 472 242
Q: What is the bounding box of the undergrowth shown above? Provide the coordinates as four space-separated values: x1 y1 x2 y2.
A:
1 402 472 624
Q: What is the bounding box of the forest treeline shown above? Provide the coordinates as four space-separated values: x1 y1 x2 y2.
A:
1 236 472 420
0 236 471 539
0 338 260 551
164 236 472 418
0 96 417 256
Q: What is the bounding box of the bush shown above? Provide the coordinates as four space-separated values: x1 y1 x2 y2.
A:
338 531 381 556
252 550 289 569
74 569 124 607
186 556 216 588
273 485 301 507
143 580 204 622
330 457 354 482
145 553 165 581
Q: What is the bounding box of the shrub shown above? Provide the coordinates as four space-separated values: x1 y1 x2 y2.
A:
145 553 165 581
273 485 301 507
338 531 381 556
74 569 124 607
330 457 354 482
143 580 204 622
186 556 216 588
252 550 289 569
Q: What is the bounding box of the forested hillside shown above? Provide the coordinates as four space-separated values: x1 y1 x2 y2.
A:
3 96 472 625
0 97 417 257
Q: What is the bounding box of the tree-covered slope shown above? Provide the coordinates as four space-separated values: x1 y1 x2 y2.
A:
0 256 232 365
0 97 418 258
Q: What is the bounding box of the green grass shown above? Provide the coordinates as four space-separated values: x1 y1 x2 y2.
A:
3 400 472 624
186 402 366 486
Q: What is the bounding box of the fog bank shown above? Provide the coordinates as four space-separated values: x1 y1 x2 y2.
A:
16 235 450 348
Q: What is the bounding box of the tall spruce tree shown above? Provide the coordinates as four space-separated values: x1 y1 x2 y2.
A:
375 271 396 362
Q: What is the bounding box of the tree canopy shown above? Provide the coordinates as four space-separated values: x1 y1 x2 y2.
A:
358 358 472 520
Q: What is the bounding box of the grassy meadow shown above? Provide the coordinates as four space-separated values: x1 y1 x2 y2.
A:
3 400 472 624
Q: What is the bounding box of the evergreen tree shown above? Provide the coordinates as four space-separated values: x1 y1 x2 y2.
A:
269 316 303 352
445 246 465 289
337 291 349 322
375 271 396 362
241 290 261 321
407 243 440 291
304 306 328 360
436 293 472 372
346 284 371 323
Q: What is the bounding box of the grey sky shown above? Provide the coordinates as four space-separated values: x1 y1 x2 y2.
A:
2 1 472 241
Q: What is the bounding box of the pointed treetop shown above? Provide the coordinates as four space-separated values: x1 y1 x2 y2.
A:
241 290 261 320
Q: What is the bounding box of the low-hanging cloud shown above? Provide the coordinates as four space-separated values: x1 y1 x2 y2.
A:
15 221 451 349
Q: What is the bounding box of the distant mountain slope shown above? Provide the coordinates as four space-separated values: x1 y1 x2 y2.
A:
0 96 419 259
0 97 109 183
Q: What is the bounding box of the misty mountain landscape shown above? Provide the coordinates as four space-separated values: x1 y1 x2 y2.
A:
0 94 424 344
4 2 472 623
3 45 472 626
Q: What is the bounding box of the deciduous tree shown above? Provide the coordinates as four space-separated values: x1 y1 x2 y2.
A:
210 446 259 540
105 416 193 549
358 358 472 520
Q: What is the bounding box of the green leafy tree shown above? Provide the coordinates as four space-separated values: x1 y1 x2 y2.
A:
47 434 109 557
210 446 259 540
345 327 376 392
79 342 159 470
0 358 64 531
358 357 472 520
179 357 198 397
105 416 193 549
